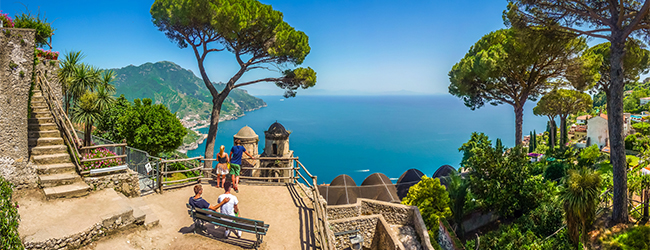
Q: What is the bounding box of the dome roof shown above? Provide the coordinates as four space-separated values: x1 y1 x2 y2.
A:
432 165 456 179
266 122 290 137
234 126 258 139
330 174 357 186
396 169 425 200
361 173 392 186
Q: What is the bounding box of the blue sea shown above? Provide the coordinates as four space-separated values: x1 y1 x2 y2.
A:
186 95 549 185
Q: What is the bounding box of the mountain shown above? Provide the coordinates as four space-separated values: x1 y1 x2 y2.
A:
109 61 266 120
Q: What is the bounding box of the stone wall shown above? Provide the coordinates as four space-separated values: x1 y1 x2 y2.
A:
330 215 380 249
326 198 434 250
35 59 62 105
371 216 405 250
0 28 38 189
23 206 138 250
83 169 140 197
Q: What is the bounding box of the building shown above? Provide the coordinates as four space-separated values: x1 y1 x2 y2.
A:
259 122 295 182
586 114 609 148
233 126 260 176
641 97 650 105
576 115 592 125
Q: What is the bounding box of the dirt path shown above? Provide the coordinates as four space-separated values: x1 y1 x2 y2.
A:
79 183 318 250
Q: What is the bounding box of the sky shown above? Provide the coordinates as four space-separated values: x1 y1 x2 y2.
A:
1 0 511 96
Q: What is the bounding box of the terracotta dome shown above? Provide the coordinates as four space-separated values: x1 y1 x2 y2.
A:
234 126 258 139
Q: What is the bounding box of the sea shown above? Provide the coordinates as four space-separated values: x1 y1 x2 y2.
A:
186 95 550 185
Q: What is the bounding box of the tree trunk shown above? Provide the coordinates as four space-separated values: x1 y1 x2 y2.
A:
549 119 556 149
609 35 629 223
514 104 524 146
84 122 92 147
560 116 567 148
642 188 648 220
203 95 227 169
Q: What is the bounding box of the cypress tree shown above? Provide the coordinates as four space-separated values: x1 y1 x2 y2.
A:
533 130 537 152
529 131 534 153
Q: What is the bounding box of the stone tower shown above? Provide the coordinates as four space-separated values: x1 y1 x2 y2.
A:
260 122 294 182
233 126 259 176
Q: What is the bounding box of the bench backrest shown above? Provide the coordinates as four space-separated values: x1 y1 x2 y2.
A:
186 203 269 235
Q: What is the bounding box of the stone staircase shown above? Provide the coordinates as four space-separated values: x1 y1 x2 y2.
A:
29 86 90 199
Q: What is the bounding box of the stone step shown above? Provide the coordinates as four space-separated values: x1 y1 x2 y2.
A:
28 123 57 131
31 96 45 102
31 111 52 119
120 194 160 229
43 182 90 199
32 92 43 97
39 172 82 188
28 117 54 125
30 145 68 156
29 137 64 147
28 130 61 139
33 153 71 165
35 163 76 175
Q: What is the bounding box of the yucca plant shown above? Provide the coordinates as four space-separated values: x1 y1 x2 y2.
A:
71 91 101 147
560 167 602 247
58 51 85 114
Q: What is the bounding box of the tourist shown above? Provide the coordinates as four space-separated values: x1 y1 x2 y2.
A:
218 182 241 238
229 139 255 192
214 145 230 188
189 184 229 211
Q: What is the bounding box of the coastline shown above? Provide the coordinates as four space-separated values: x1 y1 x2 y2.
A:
176 103 267 153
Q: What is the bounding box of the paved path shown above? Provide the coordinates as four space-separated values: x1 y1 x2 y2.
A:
79 183 318 250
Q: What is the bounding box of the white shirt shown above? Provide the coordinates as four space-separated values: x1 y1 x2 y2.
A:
217 193 238 216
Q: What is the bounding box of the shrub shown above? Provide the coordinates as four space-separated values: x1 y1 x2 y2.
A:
402 176 451 229
625 134 638 150
0 175 23 250
544 162 567 181
602 225 650 250
80 147 123 171
0 13 14 28
13 11 53 48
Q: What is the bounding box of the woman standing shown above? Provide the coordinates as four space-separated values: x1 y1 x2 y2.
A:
214 145 230 188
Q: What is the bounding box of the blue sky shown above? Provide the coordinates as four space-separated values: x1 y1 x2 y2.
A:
1 0 510 96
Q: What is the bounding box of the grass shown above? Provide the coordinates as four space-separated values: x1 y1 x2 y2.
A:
626 155 640 168
164 172 191 184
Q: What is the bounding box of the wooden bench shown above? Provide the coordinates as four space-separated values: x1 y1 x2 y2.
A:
186 203 270 249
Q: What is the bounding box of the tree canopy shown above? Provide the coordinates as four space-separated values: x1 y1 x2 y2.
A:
449 26 588 145
13 10 54 49
508 0 650 224
151 0 316 164
116 98 186 156
534 89 592 146
402 176 451 230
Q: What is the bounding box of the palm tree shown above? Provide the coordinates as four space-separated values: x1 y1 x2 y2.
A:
69 63 101 106
94 85 115 112
99 69 116 93
58 51 85 114
560 167 602 247
71 91 101 147
446 170 468 238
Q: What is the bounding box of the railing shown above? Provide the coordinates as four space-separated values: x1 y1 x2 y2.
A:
36 71 129 176
152 156 332 249
35 71 83 170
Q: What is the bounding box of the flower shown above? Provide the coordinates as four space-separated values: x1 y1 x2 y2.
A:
0 13 14 28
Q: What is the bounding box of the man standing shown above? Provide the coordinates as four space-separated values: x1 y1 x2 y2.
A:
218 182 241 238
229 139 254 192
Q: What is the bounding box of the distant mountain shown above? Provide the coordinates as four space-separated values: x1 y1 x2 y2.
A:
110 61 266 120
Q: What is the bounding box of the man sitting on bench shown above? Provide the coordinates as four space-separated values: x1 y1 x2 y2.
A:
189 184 230 213
218 182 241 238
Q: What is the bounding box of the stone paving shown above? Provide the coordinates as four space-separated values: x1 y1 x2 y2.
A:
75 183 317 250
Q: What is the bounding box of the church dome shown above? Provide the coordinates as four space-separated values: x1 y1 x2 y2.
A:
234 126 258 139
330 174 357 186
265 121 290 139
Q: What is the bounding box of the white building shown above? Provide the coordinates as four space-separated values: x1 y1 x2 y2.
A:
641 97 650 105
586 114 609 148
576 115 592 125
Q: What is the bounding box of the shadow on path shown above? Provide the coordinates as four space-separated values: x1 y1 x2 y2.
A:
179 223 256 249
286 183 320 250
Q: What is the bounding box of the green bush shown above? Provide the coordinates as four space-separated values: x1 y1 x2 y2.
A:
625 134 638 150
0 175 23 250
543 162 567 181
602 225 650 250
13 10 53 48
